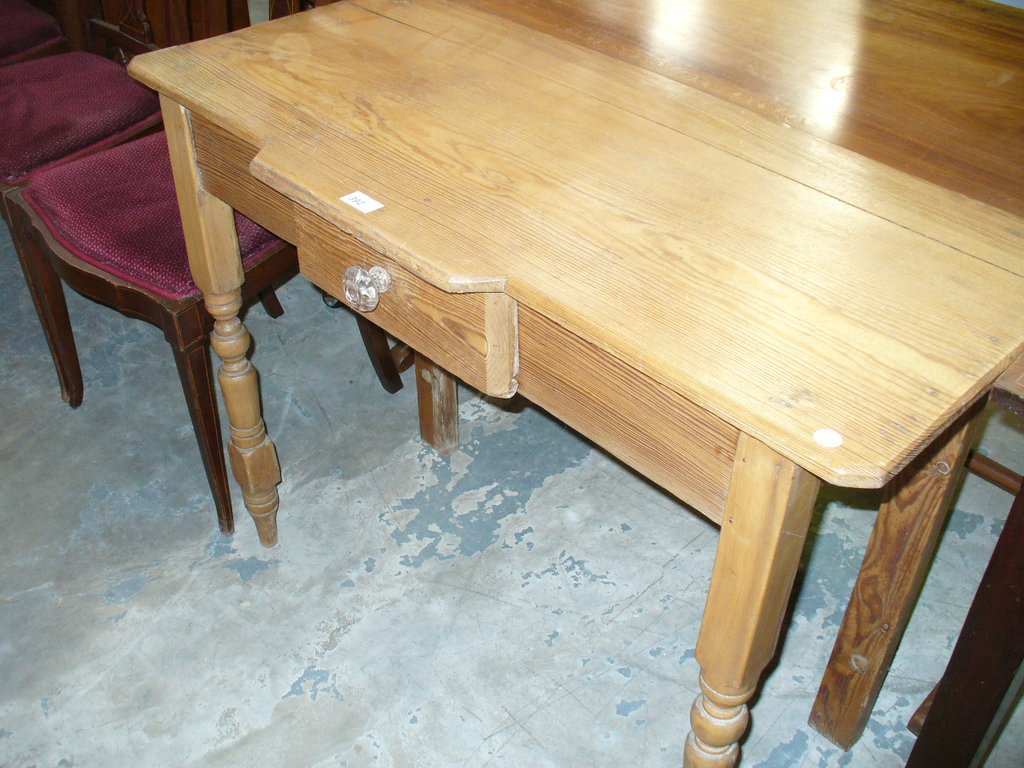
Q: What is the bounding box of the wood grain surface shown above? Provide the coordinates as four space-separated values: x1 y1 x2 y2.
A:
129 0 1024 488
454 0 1024 218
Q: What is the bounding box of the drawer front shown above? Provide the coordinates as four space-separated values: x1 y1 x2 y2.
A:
297 210 518 398
190 115 517 398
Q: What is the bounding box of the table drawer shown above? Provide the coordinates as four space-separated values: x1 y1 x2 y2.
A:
296 210 518 398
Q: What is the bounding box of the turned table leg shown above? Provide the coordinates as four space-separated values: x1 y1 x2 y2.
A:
809 402 982 747
685 433 821 767
162 95 282 546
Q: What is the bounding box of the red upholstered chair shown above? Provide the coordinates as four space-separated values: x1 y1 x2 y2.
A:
0 0 255 225
0 51 161 201
0 0 67 66
6 131 300 533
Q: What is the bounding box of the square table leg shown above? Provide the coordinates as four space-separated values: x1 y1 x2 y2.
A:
685 433 821 767
808 401 982 748
415 352 459 455
162 95 283 546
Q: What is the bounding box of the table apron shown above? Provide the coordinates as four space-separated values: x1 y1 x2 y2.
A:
191 114 738 523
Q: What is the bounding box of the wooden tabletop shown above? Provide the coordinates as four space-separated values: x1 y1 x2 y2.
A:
455 0 1024 219
129 0 1024 488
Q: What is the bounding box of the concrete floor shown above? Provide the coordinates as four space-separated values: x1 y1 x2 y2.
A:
3 199 1024 768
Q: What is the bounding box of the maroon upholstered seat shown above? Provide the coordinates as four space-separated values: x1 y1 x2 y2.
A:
24 132 281 298
0 0 65 65
9 130 298 535
0 52 161 185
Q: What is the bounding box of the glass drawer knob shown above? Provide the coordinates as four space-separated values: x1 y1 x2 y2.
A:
343 265 392 312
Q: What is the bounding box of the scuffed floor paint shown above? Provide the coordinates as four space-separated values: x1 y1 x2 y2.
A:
2 211 1022 767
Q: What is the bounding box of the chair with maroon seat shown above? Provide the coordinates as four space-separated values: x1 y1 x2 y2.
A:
0 0 68 66
5 1 402 538
0 51 161 215
0 1 167 225
0 0 254 226
6 131 300 534
9 130 403 536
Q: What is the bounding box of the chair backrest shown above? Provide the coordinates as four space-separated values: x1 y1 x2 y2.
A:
10 0 95 55
89 0 250 63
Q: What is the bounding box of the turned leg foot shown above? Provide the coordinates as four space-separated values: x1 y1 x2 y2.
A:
685 677 751 767
209 291 281 546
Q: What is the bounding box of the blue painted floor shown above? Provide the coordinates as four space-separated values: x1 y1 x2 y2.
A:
2 212 1023 766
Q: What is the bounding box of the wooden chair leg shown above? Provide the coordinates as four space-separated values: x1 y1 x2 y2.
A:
906 485 1024 768
170 337 234 534
257 288 284 319
9 201 85 407
356 314 407 394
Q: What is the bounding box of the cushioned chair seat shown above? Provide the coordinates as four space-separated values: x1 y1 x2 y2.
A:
23 132 282 299
0 0 64 64
0 51 161 184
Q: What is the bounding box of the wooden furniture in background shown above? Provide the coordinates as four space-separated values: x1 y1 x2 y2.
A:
128 1 1024 764
904 356 1024 765
91 0 249 51
35 0 99 53
4 0 250 65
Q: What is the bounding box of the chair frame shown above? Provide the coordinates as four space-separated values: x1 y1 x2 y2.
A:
7 184 299 533
906 484 1024 767
3 0 405 536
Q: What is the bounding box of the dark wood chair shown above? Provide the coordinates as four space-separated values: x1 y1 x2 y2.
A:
7 131 298 534
0 0 68 66
4 2 401 535
0 0 257 226
906 490 1024 766
89 0 249 56
905 357 1024 766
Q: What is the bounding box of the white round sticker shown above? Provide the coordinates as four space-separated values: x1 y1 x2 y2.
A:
813 429 844 448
